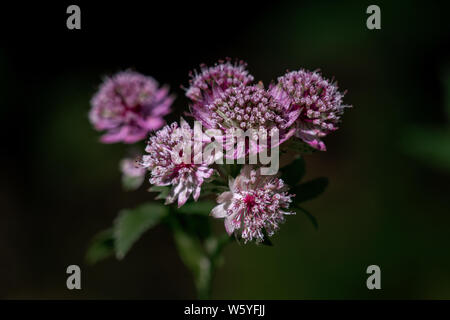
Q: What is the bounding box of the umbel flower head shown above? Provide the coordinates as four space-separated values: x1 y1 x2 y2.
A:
204 84 299 158
139 119 214 207
186 58 255 128
269 69 350 151
89 70 174 144
208 84 298 132
211 165 295 243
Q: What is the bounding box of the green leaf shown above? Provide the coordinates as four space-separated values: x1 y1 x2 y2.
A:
176 200 216 216
291 177 329 204
281 156 305 186
114 202 168 259
148 185 170 200
172 224 212 299
85 229 115 265
173 227 207 276
205 234 232 266
400 126 450 172
122 175 144 191
295 206 319 230
177 213 212 240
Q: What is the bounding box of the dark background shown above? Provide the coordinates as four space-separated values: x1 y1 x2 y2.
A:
0 0 449 299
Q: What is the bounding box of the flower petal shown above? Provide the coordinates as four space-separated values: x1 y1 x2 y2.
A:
211 203 228 218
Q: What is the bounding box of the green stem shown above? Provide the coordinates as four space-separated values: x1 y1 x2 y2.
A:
167 208 232 299
195 258 213 299
193 234 234 299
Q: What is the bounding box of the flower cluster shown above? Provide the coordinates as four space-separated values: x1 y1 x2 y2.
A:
269 69 350 151
186 58 254 126
89 71 174 143
186 60 301 159
139 119 214 207
207 85 298 132
211 166 294 243
90 60 350 243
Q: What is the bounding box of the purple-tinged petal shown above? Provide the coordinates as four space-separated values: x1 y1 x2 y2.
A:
90 71 174 144
211 203 228 218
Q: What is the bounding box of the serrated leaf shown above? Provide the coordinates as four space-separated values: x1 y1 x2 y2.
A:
85 229 115 265
122 175 144 191
176 200 216 216
281 156 305 186
114 202 168 259
295 206 319 230
291 177 329 204
148 185 170 200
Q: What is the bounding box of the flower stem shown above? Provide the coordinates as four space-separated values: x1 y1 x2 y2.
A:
168 208 225 299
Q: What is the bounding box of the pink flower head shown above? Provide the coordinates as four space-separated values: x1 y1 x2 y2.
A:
205 84 299 158
121 157 146 178
120 157 146 190
186 58 254 128
89 71 174 144
269 69 350 151
211 165 295 243
139 119 214 207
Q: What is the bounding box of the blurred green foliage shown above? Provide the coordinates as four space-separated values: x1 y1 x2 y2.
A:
401 68 450 171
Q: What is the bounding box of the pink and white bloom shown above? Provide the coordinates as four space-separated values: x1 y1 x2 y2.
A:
89 71 174 144
269 69 350 151
204 84 300 158
211 166 295 243
207 84 298 132
186 59 255 129
140 119 214 207
186 59 301 158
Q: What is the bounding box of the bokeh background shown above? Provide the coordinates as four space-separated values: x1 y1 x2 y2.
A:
1 0 449 299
